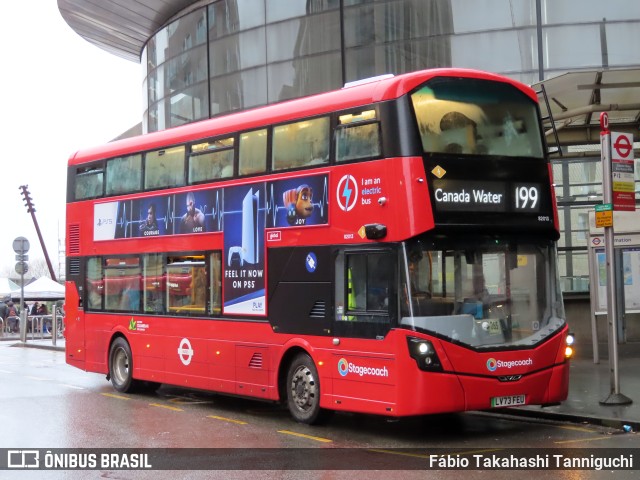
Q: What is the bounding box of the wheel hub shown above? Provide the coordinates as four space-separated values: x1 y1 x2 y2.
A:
291 366 316 410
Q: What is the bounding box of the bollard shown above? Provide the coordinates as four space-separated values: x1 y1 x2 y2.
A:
52 311 57 347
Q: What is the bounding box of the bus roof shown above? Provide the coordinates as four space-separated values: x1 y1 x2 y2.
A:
68 68 537 166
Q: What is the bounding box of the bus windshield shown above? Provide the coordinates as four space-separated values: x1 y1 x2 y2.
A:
411 77 544 159
399 238 565 349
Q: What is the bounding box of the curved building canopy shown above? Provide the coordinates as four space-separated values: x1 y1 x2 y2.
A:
534 68 640 153
57 0 199 61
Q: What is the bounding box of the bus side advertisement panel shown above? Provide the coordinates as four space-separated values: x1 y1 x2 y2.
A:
329 158 433 244
223 183 267 315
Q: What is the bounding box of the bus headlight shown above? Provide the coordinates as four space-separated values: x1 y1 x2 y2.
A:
564 333 575 359
407 336 442 372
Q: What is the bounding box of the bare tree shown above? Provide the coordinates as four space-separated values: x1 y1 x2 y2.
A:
3 257 52 281
24 258 54 279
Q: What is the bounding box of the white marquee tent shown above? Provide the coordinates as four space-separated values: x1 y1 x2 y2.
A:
11 277 65 301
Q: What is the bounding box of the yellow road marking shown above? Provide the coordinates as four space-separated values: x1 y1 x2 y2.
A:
556 424 598 433
149 403 184 412
207 415 248 425
555 436 614 445
277 430 332 443
101 393 130 400
369 448 503 459
368 449 429 459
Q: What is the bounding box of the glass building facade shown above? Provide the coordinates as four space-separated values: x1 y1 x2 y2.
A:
140 0 640 293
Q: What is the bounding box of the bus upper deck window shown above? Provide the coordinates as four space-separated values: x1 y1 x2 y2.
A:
411 79 544 159
239 129 267 176
106 154 142 195
189 137 235 183
336 109 380 162
272 117 329 171
144 146 186 190
75 166 104 200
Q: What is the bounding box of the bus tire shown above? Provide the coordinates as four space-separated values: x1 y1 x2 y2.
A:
286 353 328 424
109 337 136 393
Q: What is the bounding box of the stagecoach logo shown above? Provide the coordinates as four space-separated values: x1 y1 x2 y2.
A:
486 357 533 372
338 358 349 376
178 338 194 366
486 358 498 371
336 175 358 212
337 358 389 378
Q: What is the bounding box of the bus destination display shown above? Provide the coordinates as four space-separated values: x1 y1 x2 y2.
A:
432 179 541 213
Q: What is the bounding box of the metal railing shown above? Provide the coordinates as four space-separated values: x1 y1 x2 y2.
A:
1 312 64 346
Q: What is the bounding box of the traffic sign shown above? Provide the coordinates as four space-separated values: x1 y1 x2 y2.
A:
600 112 609 132
595 204 613 228
12 236 30 254
15 262 28 275
595 203 613 212
595 210 613 228
609 131 636 212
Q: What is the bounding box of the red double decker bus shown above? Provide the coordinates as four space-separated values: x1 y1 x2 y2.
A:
65 68 572 424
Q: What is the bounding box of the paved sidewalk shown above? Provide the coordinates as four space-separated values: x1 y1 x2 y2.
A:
3 334 639 431
507 352 640 431
1 333 65 352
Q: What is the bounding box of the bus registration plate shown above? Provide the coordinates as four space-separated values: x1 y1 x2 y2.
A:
491 394 526 408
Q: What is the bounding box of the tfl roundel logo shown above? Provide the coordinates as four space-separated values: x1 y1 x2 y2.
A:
338 358 349 377
486 358 498 372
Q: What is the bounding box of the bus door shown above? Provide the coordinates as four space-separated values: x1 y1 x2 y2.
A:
64 279 86 366
331 249 397 408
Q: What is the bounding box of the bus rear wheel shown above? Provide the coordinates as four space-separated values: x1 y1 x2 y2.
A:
286 353 329 424
109 337 135 393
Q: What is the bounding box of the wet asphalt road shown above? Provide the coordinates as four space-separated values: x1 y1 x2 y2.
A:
1 342 638 479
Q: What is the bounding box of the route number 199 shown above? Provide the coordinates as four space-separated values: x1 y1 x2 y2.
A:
514 186 538 210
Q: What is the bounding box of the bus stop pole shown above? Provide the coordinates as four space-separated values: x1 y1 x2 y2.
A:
599 113 631 405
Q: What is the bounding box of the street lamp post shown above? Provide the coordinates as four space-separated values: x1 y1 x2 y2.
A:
19 185 57 282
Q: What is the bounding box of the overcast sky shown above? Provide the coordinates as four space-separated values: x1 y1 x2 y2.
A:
0 3 141 278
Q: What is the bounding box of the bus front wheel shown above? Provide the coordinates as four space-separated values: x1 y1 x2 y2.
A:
286 353 328 424
109 337 135 393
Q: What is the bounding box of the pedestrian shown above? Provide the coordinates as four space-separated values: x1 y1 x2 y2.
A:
0 296 8 332
6 301 19 333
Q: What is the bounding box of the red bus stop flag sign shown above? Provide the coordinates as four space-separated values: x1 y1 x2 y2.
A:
610 131 636 211
612 133 633 160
